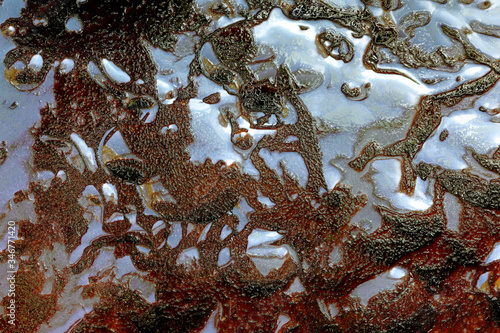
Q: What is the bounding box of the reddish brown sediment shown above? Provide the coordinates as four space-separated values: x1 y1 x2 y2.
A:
2 0 500 332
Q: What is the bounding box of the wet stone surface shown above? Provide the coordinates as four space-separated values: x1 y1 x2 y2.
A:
1 0 500 332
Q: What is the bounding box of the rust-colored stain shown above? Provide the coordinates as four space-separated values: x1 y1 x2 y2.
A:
1 0 500 332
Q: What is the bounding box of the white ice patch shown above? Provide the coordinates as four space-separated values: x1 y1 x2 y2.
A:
35 170 55 189
70 133 97 173
388 266 408 279
370 159 433 211
247 246 288 258
443 192 461 232
28 54 43 72
328 303 339 318
247 229 288 276
176 247 200 267
5 25 15 35
257 195 275 208
416 100 500 170
220 225 232 240
104 130 131 156
198 222 212 243
324 163 342 190
137 245 150 255
115 256 137 279
161 124 178 134
247 229 283 248
167 222 182 248
485 243 500 264
41 307 87 333
199 308 219 333
259 150 309 189
218 247 231 266
274 315 291 333
232 198 252 232
188 95 242 166
142 105 159 124
249 257 286 276
77 273 89 286
126 212 144 232
317 299 338 321
106 212 124 223
187 223 195 235
56 170 66 182
284 277 305 295
65 16 82 32
87 61 106 87
102 58 131 83
477 272 489 290
152 220 166 236
350 269 407 307
157 79 174 100
328 247 342 266
102 183 118 204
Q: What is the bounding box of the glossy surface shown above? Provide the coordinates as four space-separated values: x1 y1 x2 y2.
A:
1 0 500 331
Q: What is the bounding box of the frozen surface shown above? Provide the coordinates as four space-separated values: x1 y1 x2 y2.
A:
2 0 500 331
